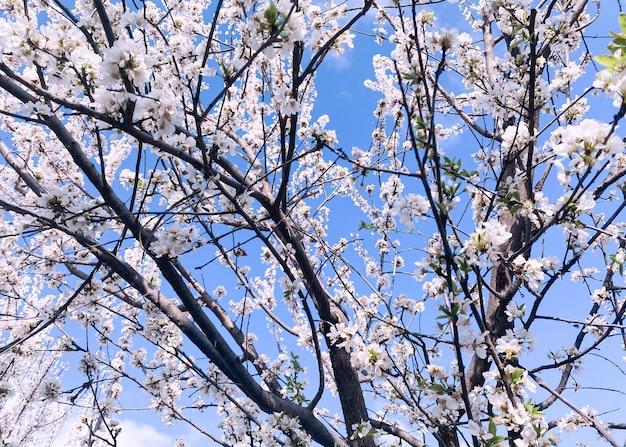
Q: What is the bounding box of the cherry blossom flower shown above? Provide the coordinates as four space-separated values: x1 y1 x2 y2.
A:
394 192 430 228
496 336 522 360
463 220 512 266
149 223 205 258
468 420 494 441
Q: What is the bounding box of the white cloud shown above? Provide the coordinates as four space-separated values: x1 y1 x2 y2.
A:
51 418 173 447
117 419 173 447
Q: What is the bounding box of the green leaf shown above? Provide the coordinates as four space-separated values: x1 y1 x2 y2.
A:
436 304 459 320
458 258 473 273
363 429 378 440
415 116 428 130
428 383 447 394
619 13 626 35
595 54 619 69
612 37 626 50
509 368 524 383
607 39 626 56
401 71 420 81
488 417 497 435
436 201 447 215
290 352 302 371
358 221 375 231
264 3 280 26
486 435 507 446
512 24 525 35
524 401 543 416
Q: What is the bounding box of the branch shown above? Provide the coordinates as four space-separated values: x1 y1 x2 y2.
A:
529 372 621 447
370 420 427 447
0 137 45 196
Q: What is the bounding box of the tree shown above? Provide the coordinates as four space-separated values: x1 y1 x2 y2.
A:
0 332 69 446
1 0 626 445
